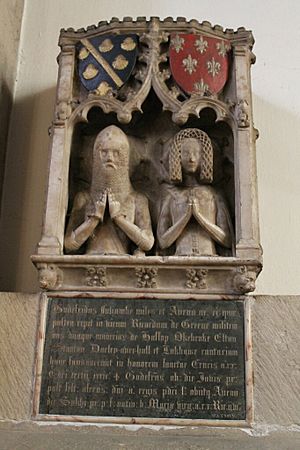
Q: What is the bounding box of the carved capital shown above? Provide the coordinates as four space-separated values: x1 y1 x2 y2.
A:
58 44 76 57
56 100 73 121
37 235 61 255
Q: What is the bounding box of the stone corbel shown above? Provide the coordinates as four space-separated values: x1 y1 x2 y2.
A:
234 99 250 128
233 266 257 293
38 263 63 290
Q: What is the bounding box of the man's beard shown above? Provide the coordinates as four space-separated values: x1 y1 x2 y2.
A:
90 164 132 201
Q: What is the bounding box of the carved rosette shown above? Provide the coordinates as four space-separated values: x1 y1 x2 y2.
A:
135 267 158 288
85 266 107 287
185 268 208 289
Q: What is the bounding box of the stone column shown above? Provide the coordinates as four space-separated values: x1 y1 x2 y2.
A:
232 36 262 261
37 44 75 255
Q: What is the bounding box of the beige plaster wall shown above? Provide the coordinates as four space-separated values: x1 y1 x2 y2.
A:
0 0 299 294
0 0 24 214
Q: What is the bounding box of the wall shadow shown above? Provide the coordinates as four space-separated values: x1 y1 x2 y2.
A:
0 80 13 217
0 85 56 291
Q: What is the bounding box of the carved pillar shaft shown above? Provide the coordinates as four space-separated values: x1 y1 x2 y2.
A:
233 44 261 261
37 45 75 255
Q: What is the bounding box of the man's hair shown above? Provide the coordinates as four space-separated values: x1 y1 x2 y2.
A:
169 128 213 183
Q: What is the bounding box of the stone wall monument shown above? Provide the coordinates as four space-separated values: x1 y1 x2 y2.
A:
31 17 262 426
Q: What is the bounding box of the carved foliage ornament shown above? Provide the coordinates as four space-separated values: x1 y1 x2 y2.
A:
85 266 107 287
135 267 158 288
185 268 208 289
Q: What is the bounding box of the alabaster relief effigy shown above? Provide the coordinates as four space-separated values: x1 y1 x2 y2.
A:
32 17 262 294
157 128 233 257
64 125 154 256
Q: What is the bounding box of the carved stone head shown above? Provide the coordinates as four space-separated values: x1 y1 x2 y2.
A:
94 125 130 170
38 263 62 290
233 266 257 293
169 128 213 184
91 125 131 194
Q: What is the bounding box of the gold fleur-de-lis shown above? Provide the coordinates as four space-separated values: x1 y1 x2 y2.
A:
182 54 197 75
207 57 221 77
121 37 136 51
195 35 208 54
82 63 99 80
99 38 114 53
112 54 129 70
193 79 209 95
171 34 185 53
216 40 230 57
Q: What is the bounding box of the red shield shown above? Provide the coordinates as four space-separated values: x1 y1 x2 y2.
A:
169 33 230 95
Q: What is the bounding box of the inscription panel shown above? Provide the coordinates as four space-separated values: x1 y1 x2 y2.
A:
39 297 246 420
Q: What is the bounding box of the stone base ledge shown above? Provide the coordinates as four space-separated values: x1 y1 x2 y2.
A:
0 420 299 450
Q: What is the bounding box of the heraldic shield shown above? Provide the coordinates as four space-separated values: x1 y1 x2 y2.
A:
169 33 231 96
78 34 138 95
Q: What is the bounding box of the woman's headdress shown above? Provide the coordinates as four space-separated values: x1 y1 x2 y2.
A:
169 128 213 183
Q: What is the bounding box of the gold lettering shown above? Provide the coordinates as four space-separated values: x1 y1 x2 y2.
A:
191 360 218 369
52 318 74 328
215 385 239 397
131 319 168 329
127 357 158 369
138 387 158 396
162 358 187 369
212 321 238 330
214 333 237 343
201 348 238 357
189 386 211 399
175 331 210 342
162 386 177 398
105 319 126 328
76 319 93 330
180 320 209 330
